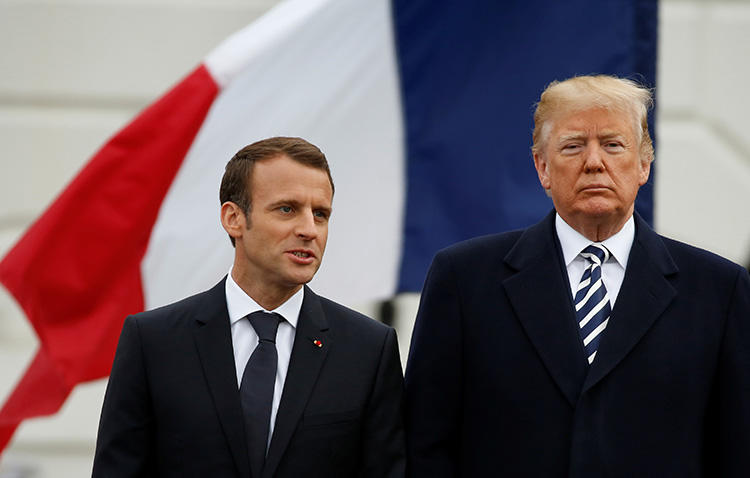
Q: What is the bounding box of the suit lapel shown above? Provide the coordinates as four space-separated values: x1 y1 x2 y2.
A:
503 212 588 406
192 278 251 478
583 214 678 392
263 286 330 478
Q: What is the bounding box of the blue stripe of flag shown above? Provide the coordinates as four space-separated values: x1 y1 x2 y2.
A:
392 0 658 292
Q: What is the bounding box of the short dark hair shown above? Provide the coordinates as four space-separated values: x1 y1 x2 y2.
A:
220 136 334 246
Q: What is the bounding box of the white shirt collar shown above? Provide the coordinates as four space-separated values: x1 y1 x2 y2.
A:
225 269 302 328
555 213 635 269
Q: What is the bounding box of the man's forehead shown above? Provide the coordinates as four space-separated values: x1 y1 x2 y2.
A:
550 108 635 136
251 161 332 202
252 154 332 188
252 155 325 180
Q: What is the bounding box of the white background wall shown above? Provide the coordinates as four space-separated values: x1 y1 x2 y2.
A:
0 0 748 476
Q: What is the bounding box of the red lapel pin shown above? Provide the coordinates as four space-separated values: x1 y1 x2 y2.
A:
313 339 323 348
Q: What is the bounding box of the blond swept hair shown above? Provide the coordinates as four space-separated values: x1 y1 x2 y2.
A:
531 75 654 164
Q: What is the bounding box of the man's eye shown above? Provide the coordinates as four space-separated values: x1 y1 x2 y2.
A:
279 206 292 213
314 210 329 219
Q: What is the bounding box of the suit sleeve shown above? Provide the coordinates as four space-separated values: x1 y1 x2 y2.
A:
360 326 407 478
404 251 462 478
92 315 156 477
714 266 750 476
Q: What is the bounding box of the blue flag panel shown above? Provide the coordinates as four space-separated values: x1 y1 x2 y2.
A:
393 0 658 292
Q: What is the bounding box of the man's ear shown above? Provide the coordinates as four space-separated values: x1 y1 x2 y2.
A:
638 158 652 186
220 201 247 241
533 152 551 190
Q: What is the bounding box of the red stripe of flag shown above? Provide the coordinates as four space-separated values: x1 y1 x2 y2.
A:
0 64 219 452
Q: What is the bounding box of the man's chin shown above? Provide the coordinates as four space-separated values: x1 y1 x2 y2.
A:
574 198 621 217
284 268 319 287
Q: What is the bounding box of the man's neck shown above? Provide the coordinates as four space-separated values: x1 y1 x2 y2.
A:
561 210 633 242
230 268 302 311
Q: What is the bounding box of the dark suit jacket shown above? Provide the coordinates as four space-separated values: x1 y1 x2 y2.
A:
93 280 405 477
405 211 750 477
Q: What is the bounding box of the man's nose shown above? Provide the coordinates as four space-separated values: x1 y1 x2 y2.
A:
583 144 605 172
295 211 318 239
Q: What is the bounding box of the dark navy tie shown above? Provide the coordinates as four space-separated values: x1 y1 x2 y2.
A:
575 244 611 364
240 311 282 477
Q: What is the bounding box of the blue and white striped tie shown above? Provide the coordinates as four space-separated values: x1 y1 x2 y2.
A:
575 244 611 364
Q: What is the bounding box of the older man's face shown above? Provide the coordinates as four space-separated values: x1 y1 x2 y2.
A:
533 107 650 234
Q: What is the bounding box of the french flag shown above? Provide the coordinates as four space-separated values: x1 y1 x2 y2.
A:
0 0 657 450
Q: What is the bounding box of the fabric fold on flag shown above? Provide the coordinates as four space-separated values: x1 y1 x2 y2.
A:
0 65 218 450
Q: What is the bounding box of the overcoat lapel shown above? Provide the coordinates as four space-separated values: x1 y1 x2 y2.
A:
503 212 588 406
263 286 331 478
192 278 251 478
583 214 678 392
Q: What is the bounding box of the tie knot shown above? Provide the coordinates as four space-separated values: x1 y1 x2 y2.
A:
247 311 282 343
581 244 610 265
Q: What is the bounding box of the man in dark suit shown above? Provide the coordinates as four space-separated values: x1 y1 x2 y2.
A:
405 76 750 477
93 137 405 477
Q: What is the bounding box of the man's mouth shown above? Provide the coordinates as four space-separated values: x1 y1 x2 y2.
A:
582 184 610 191
287 249 316 263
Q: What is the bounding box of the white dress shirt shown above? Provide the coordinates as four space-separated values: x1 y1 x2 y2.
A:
225 270 302 446
555 213 635 308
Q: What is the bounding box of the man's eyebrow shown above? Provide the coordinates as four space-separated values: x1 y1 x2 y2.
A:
599 131 628 143
268 198 301 208
556 131 626 143
557 133 586 143
598 130 626 138
267 199 331 213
